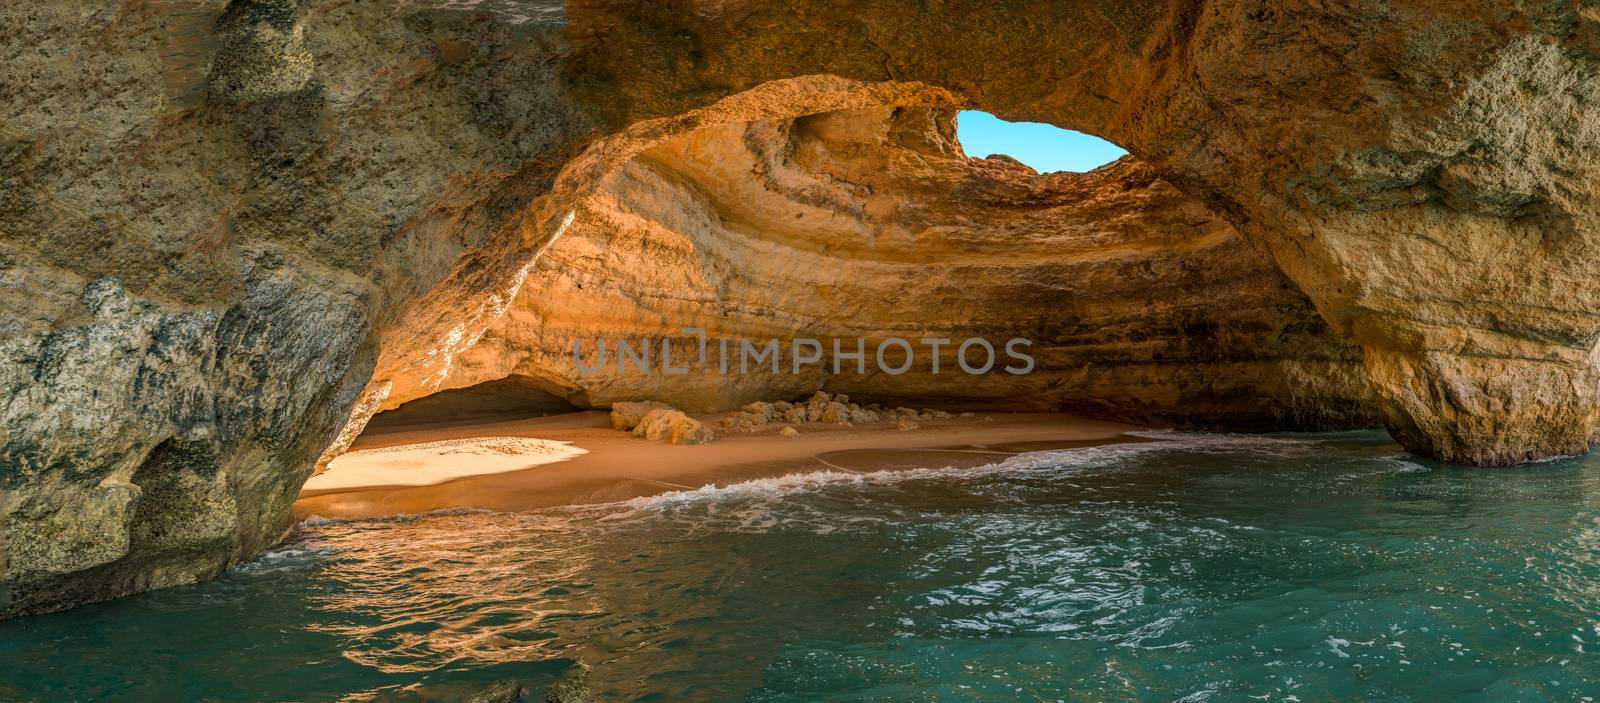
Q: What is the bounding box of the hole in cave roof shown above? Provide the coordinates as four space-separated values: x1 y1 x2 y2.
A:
955 110 1127 173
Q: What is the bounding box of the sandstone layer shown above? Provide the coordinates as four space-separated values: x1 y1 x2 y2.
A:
3 0 1598 616
415 107 1376 431
555 0 1600 467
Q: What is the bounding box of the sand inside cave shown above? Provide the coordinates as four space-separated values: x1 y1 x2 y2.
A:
295 405 1150 520
300 436 590 493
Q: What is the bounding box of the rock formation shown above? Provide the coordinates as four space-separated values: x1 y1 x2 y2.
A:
414 107 1376 429
3 0 1598 616
717 392 956 434
1 0 588 618
630 409 714 445
554 0 1600 466
609 400 714 445
608 401 673 432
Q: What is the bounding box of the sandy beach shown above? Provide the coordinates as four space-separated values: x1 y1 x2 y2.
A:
294 408 1150 520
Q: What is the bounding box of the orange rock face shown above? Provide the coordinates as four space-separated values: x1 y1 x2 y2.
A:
395 108 1374 431
4 0 1597 616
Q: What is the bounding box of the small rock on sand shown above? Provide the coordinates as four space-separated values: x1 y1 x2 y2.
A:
778 426 799 437
610 401 671 431
632 408 715 445
896 417 920 432
712 392 956 433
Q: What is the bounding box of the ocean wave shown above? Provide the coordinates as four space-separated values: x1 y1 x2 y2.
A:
613 431 1315 516
288 431 1321 536
1380 454 1433 474
236 543 338 574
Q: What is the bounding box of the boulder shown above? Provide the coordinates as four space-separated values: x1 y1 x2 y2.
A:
632 409 716 445
848 408 881 424
610 401 672 431
818 402 852 424
719 409 769 433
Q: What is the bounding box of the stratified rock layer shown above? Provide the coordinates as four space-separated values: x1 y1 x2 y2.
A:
418 108 1375 430
556 0 1600 466
3 0 1598 616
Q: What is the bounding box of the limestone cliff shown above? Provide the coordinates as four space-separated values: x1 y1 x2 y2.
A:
3 0 1598 617
1 0 586 617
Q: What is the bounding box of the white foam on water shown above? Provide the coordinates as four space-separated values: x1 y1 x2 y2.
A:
1380 454 1433 474
237 543 338 574
287 431 1319 536
1526 451 1587 465
612 431 1314 516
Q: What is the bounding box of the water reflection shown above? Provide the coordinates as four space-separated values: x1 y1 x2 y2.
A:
4 431 1600 700
302 512 599 672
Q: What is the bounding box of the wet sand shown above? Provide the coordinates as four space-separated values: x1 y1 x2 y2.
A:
294 410 1151 520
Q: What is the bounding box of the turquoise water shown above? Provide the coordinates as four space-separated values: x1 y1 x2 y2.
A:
4 431 1600 701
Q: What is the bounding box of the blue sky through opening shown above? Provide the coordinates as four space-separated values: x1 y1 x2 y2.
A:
955 110 1127 173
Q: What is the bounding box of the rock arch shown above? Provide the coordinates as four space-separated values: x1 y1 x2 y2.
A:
3 0 1598 617
366 103 1376 435
555 0 1600 467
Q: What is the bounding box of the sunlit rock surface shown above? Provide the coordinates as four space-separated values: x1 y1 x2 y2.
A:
554 0 1600 466
416 108 1376 430
4 0 1598 615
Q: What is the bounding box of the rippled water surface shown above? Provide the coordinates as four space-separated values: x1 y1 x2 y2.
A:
398 0 566 24
5 431 1600 701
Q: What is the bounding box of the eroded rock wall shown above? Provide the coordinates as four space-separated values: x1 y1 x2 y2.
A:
416 107 1376 430
0 0 588 617
561 0 1600 465
3 0 1597 617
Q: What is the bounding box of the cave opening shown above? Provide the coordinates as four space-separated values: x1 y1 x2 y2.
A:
304 100 1373 514
954 110 1128 173
13 4 1595 674
13 13 1600 699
